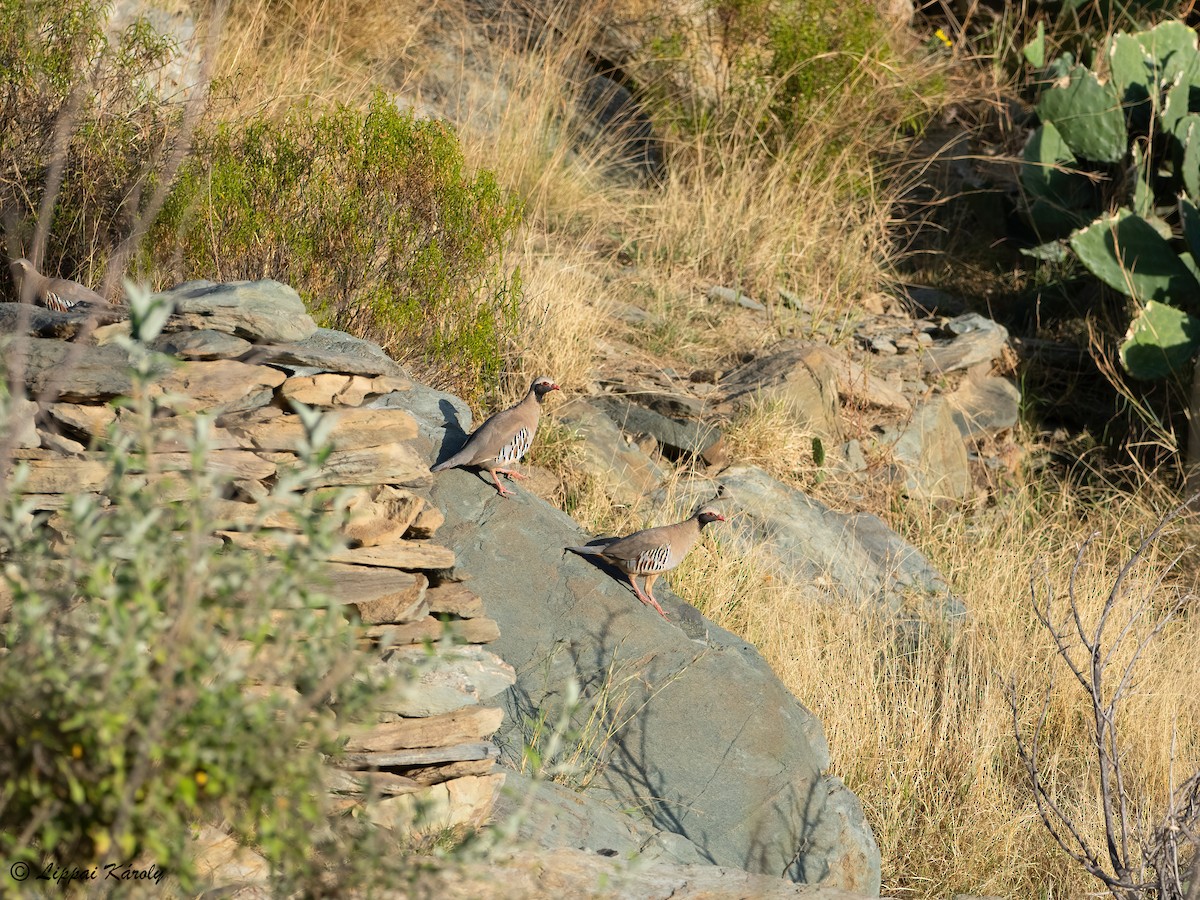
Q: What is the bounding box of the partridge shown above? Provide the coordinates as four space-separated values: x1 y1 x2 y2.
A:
431 375 559 497
9 258 107 312
567 506 726 618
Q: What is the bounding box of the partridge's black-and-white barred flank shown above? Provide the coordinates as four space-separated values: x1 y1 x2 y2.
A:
566 506 727 619
429 376 559 497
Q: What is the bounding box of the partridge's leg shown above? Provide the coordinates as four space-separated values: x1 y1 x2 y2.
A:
494 467 527 481
489 469 514 497
633 572 668 619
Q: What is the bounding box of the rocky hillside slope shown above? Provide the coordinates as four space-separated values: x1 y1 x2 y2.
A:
0 279 1029 895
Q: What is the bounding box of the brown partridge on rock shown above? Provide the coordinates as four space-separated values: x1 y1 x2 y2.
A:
430 376 559 497
566 506 726 618
9 258 107 312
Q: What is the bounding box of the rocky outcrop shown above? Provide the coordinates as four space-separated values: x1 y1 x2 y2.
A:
3 279 885 896
559 309 1020 506
411 394 883 895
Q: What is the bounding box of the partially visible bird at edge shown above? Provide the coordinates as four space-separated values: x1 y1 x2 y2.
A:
566 505 727 619
430 375 560 497
9 257 108 313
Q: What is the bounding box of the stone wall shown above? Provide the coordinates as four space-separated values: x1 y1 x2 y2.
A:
0 280 513 889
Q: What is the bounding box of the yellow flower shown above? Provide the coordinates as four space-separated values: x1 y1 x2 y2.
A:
195 770 208 786
71 744 83 759
934 28 952 48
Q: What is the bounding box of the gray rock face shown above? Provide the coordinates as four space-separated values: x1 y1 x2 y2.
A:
151 328 253 360
668 465 962 618
413 406 882 895
889 398 973 501
595 396 722 462
921 314 1009 376
0 337 156 401
493 770 711 866
556 399 666 504
946 373 1020 437
718 343 841 443
252 327 408 377
159 280 318 343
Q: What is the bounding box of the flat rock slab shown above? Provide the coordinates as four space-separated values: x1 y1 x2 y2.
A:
279 372 412 406
594 396 722 462
0 302 127 339
366 615 501 646
922 314 1009 376
328 539 456 570
151 328 253 360
946 373 1020 437
151 359 285 416
344 706 504 753
2 337 164 401
9 456 111 493
889 398 973 501
303 442 429 487
225 407 418 453
371 645 517 717
249 327 407 378
367 772 505 833
718 342 842 442
159 279 318 343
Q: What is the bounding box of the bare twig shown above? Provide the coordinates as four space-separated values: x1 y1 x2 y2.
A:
1012 503 1198 898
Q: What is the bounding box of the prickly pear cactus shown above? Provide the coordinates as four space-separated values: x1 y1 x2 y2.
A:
1021 19 1200 247
1023 19 1200 381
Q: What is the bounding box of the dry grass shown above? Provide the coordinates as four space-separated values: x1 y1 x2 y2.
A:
667 476 1200 898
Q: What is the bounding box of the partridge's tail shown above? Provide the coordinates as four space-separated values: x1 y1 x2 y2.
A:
430 449 469 473
566 544 608 557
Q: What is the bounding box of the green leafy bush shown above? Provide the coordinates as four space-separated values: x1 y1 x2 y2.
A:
0 290 384 891
153 94 524 401
0 0 180 286
759 0 885 134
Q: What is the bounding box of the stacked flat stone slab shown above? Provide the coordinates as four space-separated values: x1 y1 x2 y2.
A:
0 279 512 851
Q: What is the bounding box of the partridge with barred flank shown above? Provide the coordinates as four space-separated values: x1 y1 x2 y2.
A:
567 506 726 618
9 258 107 312
430 376 559 497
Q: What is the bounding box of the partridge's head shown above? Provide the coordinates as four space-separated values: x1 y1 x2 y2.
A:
531 376 560 400
696 507 726 526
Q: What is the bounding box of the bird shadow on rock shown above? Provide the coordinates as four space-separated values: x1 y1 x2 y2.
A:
431 398 470 467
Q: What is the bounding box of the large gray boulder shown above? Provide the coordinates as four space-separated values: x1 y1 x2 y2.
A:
403 385 881 895
664 465 963 619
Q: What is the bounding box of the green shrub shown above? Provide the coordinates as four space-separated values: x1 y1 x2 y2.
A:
0 0 179 286
761 0 884 133
0 290 385 891
153 94 524 402
644 0 889 142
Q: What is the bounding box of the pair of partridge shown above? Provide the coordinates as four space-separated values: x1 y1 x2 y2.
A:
566 505 726 619
430 376 559 497
9 258 107 312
